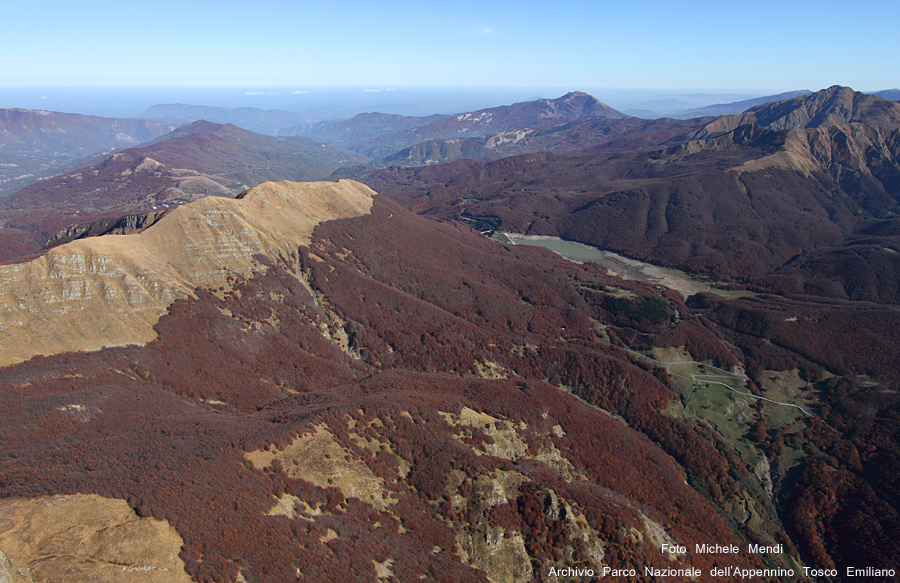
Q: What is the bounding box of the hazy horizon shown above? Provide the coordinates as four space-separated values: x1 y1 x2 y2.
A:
1 84 889 121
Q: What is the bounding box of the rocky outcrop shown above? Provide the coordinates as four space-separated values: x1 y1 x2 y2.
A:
246 424 394 511
0 494 191 582
44 209 171 250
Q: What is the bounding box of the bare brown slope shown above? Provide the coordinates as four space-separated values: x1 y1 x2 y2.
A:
0 494 192 582
0 180 374 367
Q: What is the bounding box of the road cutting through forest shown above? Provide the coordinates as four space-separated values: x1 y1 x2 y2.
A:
624 349 813 417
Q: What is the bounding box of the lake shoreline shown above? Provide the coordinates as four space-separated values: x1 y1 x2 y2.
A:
500 232 751 300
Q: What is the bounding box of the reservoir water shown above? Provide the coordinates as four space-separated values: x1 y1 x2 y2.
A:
500 233 749 299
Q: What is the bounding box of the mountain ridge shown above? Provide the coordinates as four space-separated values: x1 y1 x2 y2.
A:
694 85 900 138
282 112 452 149
359 90 900 299
3 86 900 580
140 103 311 135
672 90 813 119
0 179 375 367
286 92 626 161
377 116 709 167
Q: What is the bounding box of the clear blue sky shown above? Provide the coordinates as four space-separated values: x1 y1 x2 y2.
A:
2 0 897 92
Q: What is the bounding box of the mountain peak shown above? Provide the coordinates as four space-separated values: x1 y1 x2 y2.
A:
173 119 247 134
695 85 900 138
741 85 900 130
531 91 624 119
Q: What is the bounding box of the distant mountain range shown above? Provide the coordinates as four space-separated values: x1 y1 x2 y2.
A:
289 91 627 159
282 112 452 149
121 89 899 175
875 89 900 101
5 87 897 267
359 86 900 302
131 92 637 169
139 103 311 135
375 116 708 167
0 108 174 197
5 86 897 264
8 121 365 213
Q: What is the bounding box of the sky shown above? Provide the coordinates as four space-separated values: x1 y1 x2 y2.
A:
2 0 897 93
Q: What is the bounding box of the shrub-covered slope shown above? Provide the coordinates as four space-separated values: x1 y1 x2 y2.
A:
1 185 793 582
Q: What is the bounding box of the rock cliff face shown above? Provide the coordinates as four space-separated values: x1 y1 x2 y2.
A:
44 209 171 249
0 180 374 366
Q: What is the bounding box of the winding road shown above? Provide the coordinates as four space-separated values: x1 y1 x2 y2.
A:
624 348 813 417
